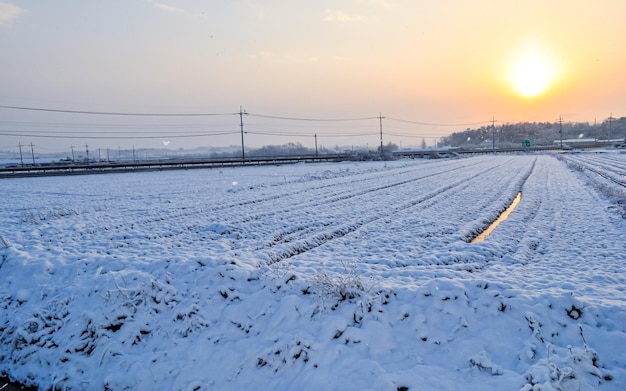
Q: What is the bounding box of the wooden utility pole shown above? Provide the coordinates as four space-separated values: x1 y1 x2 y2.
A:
239 106 246 161
492 117 497 152
18 142 24 167
378 112 384 158
559 115 563 148
30 142 36 165
314 133 318 157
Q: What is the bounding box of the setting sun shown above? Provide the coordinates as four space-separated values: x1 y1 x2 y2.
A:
507 43 559 98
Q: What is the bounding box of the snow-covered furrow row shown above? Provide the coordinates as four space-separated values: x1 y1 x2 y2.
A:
242 157 527 256
479 155 626 304
215 162 469 228
569 153 626 174
26 156 509 265
141 163 430 224
560 155 626 206
558 154 626 210
0 156 533 270
236 158 506 247
13 161 463 252
277 156 537 279
257 163 502 264
62 158 492 259
0 163 427 256
562 154 626 184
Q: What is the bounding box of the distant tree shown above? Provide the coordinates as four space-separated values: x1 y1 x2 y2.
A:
438 120 624 147
248 142 314 157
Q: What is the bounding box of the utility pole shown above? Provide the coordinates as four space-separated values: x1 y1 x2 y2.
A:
132 145 136 162
239 106 246 161
559 115 563 148
378 112 385 158
607 113 614 143
98 148 101 163
491 117 497 152
85 145 89 162
18 142 24 167
314 133 318 157
70 145 75 162
30 142 36 165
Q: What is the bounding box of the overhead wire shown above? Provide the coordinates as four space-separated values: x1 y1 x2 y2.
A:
385 132 442 139
0 131 240 139
0 128 237 135
0 103 494 144
0 104 236 117
246 130 379 138
0 120 237 130
247 113 379 122
0 103 492 126
386 116 491 127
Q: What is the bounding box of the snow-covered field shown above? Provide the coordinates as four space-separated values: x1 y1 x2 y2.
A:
1 152 625 390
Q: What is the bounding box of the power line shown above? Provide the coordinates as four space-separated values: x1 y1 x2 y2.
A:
0 131 239 139
0 103 492 127
245 130 378 138
0 120 236 130
0 129 237 135
385 132 441 139
247 113 378 122
0 104 235 117
386 116 491 127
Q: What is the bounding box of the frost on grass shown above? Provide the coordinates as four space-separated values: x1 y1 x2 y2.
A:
312 260 373 302
520 343 603 391
468 351 504 376
19 208 78 224
519 315 605 391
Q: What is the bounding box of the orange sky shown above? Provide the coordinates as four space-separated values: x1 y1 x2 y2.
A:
0 1 625 151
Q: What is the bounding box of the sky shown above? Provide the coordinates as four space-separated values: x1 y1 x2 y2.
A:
0 0 625 154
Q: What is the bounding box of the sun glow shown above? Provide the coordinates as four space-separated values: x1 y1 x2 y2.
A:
507 43 558 98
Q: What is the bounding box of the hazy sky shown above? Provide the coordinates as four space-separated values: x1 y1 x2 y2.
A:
1 1 625 153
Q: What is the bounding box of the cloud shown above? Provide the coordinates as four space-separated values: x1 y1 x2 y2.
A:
154 3 184 13
369 0 394 7
249 51 275 60
323 9 366 23
0 2 24 26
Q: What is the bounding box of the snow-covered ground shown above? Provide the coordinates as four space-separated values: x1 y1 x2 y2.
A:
1 152 625 390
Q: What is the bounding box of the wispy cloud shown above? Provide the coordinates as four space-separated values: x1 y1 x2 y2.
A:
323 9 366 23
0 2 24 27
249 51 275 60
369 0 394 8
154 3 185 13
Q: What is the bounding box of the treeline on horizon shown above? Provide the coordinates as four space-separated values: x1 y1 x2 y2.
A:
207 142 401 160
438 116 626 148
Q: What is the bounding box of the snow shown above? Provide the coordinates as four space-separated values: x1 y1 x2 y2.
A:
0 152 625 390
